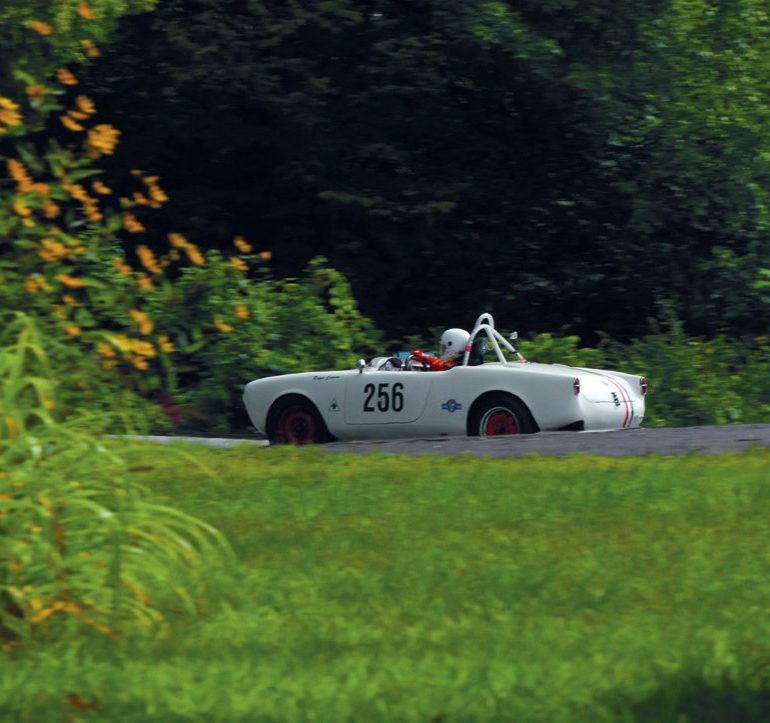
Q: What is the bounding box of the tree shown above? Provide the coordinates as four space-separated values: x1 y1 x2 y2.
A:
81 0 770 340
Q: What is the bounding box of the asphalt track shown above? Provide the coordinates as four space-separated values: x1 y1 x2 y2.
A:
133 424 770 457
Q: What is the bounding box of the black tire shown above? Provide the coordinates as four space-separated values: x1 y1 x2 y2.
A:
468 393 536 437
266 395 332 445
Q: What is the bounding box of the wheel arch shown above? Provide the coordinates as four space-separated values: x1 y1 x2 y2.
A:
466 390 540 435
265 393 336 443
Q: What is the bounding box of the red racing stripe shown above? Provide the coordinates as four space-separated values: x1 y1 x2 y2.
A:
604 376 631 428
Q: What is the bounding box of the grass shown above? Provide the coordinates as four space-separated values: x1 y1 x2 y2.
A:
4 443 770 722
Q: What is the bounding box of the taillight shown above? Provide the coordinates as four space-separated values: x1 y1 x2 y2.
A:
640 377 648 396
573 378 580 395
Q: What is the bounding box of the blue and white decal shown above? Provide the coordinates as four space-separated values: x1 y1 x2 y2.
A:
441 399 463 413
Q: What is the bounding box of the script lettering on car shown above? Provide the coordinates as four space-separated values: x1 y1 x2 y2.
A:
363 382 404 412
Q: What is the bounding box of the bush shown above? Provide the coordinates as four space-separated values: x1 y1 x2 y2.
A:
1 11 379 434
601 317 770 427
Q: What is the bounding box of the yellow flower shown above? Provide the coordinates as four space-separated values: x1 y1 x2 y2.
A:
129 308 154 335
234 236 252 253
259 250 272 262
147 185 168 205
84 201 103 222
97 342 116 359
123 212 145 233
137 273 154 289
0 97 22 128
56 68 78 86
57 274 87 288
62 294 79 306
63 183 89 202
131 356 149 371
60 114 84 132
92 180 112 195
63 324 81 336
31 20 53 36
38 239 69 262
74 95 95 114
24 275 49 293
129 339 156 357
234 304 249 320
25 85 45 98
37 238 70 263
77 2 95 20
214 318 234 333
168 232 188 248
42 200 61 219
81 39 100 58
229 256 248 272
185 244 206 267
32 182 49 196
158 335 174 353
113 257 132 275
142 176 168 204
7 159 33 192
12 200 31 218
136 245 161 274
87 124 120 157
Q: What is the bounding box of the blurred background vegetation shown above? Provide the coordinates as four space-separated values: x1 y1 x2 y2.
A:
3 0 770 433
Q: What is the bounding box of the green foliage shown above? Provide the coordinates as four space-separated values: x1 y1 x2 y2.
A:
0 314 231 643
151 255 379 432
5 444 770 720
600 317 770 427
519 331 605 368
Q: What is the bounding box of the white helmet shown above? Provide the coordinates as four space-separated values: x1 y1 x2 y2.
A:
440 328 470 361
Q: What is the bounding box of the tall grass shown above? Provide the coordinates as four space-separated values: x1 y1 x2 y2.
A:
0 314 231 643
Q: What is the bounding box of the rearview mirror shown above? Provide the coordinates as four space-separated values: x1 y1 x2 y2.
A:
356 359 366 374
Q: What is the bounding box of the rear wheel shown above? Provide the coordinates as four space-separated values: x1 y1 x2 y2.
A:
267 395 332 445
469 394 536 437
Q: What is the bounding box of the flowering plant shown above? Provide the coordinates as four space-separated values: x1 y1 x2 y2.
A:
1 2 376 432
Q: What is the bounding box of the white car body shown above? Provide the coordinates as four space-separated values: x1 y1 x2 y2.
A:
243 314 647 444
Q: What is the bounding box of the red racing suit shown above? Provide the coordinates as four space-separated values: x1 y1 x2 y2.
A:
409 350 459 371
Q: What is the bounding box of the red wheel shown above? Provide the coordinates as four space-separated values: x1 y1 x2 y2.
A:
267 395 332 445
469 393 536 437
480 407 520 436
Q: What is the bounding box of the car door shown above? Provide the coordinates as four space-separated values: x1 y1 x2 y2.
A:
344 370 434 426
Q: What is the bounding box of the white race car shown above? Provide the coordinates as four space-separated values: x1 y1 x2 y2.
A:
243 313 647 444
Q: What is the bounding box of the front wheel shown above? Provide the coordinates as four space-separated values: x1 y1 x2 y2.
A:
468 394 536 437
266 395 332 445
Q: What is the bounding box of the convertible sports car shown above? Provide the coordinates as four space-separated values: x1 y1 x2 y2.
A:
243 313 648 444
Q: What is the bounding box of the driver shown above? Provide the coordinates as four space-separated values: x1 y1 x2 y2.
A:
410 328 470 371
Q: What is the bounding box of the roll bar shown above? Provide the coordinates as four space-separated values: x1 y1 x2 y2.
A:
461 313 527 366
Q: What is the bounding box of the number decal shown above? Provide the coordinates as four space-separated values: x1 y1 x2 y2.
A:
362 382 406 412
363 383 376 412
392 382 404 412
377 383 389 411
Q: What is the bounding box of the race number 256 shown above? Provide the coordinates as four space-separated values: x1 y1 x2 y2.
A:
363 382 404 412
